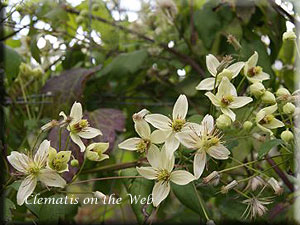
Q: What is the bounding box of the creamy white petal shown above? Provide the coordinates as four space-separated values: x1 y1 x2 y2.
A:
221 107 236 121
165 133 180 157
175 131 198 149
170 170 195 185
147 144 161 168
257 124 273 135
77 127 102 139
230 97 253 109
152 181 170 207
38 168 66 188
135 121 151 139
145 114 172 130
264 119 284 129
248 72 270 83
59 111 67 121
227 62 245 78
185 122 202 136
256 110 266 123
34 140 50 166
7 152 31 173
118 138 141 151
217 77 237 97
247 51 258 69
193 151 206 179
206 54 220 76
70 102 83 121
173 94 188 120
205 92 221 107
263 104 278 115
150 129 168 144
161 145 175 172
17 175 37 206
201 114 214 133
196 78 216 91
70 133 85 152
207 144 230 160
136 167 157 180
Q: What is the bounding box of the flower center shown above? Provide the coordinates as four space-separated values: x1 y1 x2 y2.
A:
27 163 41 176
221 95 234 107
71 119 89 133
197 127 221 151
259 114 274 125
136 139 151 153
217 69 233 82
172 119 185 132
247 66 262 77
156 169 170 182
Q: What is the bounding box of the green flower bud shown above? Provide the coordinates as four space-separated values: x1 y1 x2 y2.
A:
281 129 294 143
76 16 85 24
216 114 232 129
80 9 89 17
71 159 79 167
261 91 276 104
249 82 265 98
32 68 43 78
92 4 100 11
243 121 253 131
282 31 297 41
19 63 31 76
282 102 295 114
276 88 291 97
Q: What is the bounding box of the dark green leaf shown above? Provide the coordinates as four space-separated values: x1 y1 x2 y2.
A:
3 45 22 84
4 198 16 222
258 139 284 159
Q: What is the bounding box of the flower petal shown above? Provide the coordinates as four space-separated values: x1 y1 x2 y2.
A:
247 51 258 69
193 151 206 179
207 144 230 160
38 168 66 188
196 78 216 91
77 127 102 139
152 181 170 207
7 151 31 173
161 145 175 172
59 111 67 121
70 102 83 121
264 118 284 129
175 131 198 149
165 132 180 157
118 138 141 151
17 175 37 206
205 92 221 107
150 129 168 144
34 140 50 166
145 114 172 130
170 170 195 185
217 77 237 97
136 167 157 180
206 54 220 76
221 107 236 121
263 104 278 115
173 94 188 120
135 121 151 139
201 114 214 133
70 133 85 152
230 97 253 109
147 144 161 168
227 62 245 78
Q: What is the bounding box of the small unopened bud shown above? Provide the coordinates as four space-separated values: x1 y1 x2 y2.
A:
206 220 216 225
267 177 283 195
282 31 297 41
41 120 59 131
261 91 276 104
250 82 265 98
70 159 79 167
216 114 232 130
203 171 220 184
227 34 241 51
245 176 265 191
94 191 107 203
243 121 253 131
282 102 295 115
276 87 291 97
281 129 294 143
221 180 238 194
132 109 150 122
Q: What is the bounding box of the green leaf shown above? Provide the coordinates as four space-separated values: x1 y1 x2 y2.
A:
258 139 284 159
3 45 22 84
171 182 205 217
4 198 16 222
121 168 154 224
30 35 41 64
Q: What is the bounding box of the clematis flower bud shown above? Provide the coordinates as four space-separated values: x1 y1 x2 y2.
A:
243 121 253 131
282 31 297 41
71 159 79 167
267 177 283 195
202 171 220 184
41 120 59 131
216 114 232 129
250 82 265 98
261 91 276 104
276 87 291 97
221 180 238 194
282 102 295 115
281 129 294 143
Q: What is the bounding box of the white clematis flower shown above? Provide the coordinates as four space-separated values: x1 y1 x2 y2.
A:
118 118 166 154
60 102 102 152
7 140 66 206
176 115 230 179
256 104 284 135
136 146 195 207
196 54 244 91
205 77 253 121
145 94 199 157
243 52 270 83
